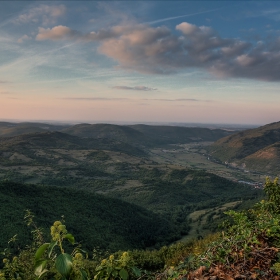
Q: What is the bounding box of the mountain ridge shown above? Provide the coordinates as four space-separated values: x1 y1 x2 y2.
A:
208 121 280 175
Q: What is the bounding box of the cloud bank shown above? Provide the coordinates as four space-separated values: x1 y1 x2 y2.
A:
36 22 280 81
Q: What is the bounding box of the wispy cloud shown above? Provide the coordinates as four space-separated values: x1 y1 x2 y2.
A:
113 85 157 91
146 8 222 25
142 98 212 102
60 97 130 101
59 97 212 103
0 42 76 74
14 4 66 26
17 34 31 43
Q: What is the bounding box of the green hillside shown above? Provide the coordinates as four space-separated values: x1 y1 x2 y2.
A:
208 121 280 175
0 181 179 253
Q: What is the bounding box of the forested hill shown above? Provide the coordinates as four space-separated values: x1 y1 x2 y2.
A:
208 121 280 175
62 123 150 145
129 124 233 145
63 123 233 146
0 181 179 253
0 131 145 156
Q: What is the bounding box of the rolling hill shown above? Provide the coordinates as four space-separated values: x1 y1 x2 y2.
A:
0 122 69 137
208 121 280 175
62 123 234 147
62 123 150 144
129 124 233 145
0 122 234 148
0 131 146 157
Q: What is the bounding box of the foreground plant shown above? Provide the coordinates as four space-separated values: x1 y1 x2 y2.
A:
94 252 141 280
34 220 88 279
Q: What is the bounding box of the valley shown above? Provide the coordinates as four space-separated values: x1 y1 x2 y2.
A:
0 122 267 253
1 120 278 279
148 142 266 184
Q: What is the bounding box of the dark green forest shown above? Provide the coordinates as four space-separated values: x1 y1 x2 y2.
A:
0 181 181 253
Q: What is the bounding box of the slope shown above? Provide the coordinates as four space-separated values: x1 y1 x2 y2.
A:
0 181 179 253
208 121 280 175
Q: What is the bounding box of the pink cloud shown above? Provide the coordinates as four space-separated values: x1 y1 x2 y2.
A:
35 22 280 80
36 26 76 41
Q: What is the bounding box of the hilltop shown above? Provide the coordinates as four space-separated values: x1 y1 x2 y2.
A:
208 121 280 176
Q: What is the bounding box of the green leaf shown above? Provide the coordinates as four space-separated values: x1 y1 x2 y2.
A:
106 266 113 274
119 268 129 280
80 269 88 280
48 240 58 258
64 233 75 244
35 243 50 261
34 260 48 278
95 265 103 271
131 266 141 277
55 253 73 277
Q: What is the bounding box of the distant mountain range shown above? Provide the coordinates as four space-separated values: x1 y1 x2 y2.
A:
62 123 236 145
0 122 234 147
208 121 280 176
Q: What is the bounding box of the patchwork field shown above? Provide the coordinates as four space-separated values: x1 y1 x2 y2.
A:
148 142 267 184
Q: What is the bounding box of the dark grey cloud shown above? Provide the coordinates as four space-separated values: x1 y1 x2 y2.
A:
37 22 280 81
113 86 157 91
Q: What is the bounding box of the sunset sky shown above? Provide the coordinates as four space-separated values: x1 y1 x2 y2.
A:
1 1 280 125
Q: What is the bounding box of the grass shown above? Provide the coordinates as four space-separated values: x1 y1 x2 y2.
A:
180 200 242 242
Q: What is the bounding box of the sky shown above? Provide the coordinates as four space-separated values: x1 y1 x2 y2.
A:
1 1 280 125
